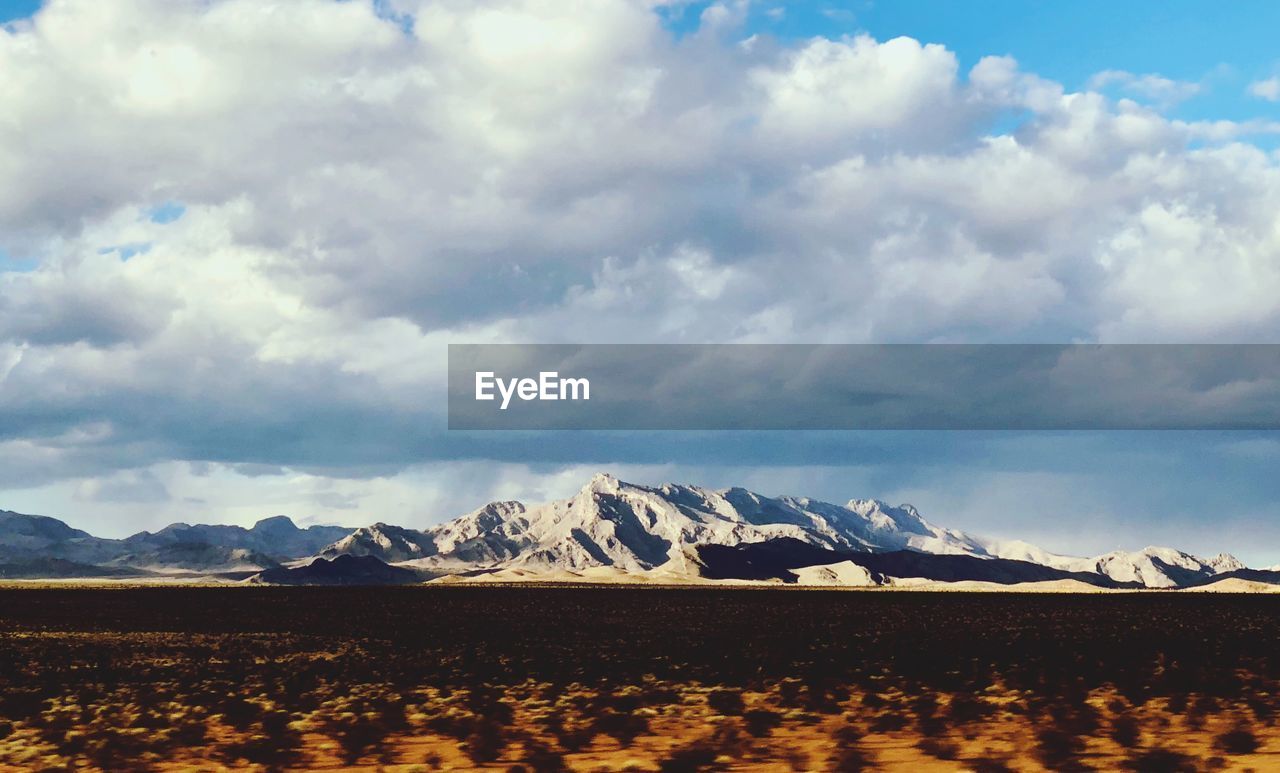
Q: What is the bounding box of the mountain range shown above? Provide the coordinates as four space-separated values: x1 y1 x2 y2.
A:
0 509 348 576
2 473 1276 590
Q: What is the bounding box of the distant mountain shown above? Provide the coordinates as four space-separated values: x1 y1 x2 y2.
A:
0 509 92 545
1180 568 1280 589
320 522 439 563
0 557 149 580
0 511 349 575
319 474 1014 576
317 501 535 567
245 555 422 586
0 510 121 564
123 516 349 558
315 474 1249 589
105 544 281 573
1 475 1261 589
1208 553 1248 573
1023 546 1245 589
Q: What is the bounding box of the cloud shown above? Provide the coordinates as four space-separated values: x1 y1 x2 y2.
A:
0 0 1279 529
0 249 181 346
1249 76 1280 101
1087 69 1202 107
750 35 968 158
75 468 170 504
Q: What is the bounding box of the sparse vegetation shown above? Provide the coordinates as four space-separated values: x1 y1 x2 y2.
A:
0 586 1276 770
1111 713 1142 747
1214 724 1260 754
1123 747 1200 772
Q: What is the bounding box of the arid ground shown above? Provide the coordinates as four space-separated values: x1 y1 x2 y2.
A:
1 586 1279 771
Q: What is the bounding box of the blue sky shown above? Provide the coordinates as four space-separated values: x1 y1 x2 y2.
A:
0 0 37 23
0 249 35 272
3 0 1280 564
659 0 1280 126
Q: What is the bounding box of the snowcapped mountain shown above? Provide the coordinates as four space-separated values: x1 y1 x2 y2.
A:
1035 547 1239 589
1 478 1260 589
315 474 1254 588
319 474 1012 577
1208 553 1247 573
312 473 1254 588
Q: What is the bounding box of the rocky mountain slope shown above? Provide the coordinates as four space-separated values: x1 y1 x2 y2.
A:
313 474 1257 589
321 474 1011 573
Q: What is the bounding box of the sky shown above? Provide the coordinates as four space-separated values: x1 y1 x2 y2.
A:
665 1 1280 127
2 0 1280 564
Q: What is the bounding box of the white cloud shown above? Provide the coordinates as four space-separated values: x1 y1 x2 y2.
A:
1248 76 1280 101
2 459 694 536
750 35 967 157
1096 191 1280 341
1088 69 1202 107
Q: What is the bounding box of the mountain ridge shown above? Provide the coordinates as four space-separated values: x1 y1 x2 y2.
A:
0 511 350 574
1 475 1264 589
311 474 1254 589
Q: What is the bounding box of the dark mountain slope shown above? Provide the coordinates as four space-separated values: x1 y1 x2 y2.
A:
246 555 422 586
697 538 1142 589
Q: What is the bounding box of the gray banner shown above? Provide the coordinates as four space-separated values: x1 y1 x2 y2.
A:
447 344 1280 430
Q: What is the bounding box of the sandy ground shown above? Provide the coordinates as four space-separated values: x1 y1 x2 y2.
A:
1184 578 1280 593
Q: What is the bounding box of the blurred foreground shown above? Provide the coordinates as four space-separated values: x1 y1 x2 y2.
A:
1 586 1278 770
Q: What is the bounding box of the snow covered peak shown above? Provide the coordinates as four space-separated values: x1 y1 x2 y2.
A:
582 472 621 494
1037 546 1232 589
1207 553 1246 574
845 498 889 514
1138 546 1202 563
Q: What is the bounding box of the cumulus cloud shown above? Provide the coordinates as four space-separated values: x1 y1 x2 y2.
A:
750 35 969 157
1249 76 1280 101
2 0 1280 530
